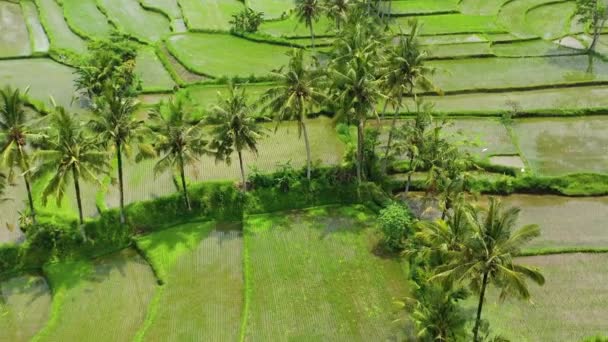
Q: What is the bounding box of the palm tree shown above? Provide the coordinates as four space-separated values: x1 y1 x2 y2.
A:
379 21 438 171
37 107 109 226
147 95 208 210
330 18 383 183
0 86 41 224
89 85 142 223
324 0 350 29
433 198 545 342
209 84 266 191
408 283 469 341
295 0 324 49
261 49 326 180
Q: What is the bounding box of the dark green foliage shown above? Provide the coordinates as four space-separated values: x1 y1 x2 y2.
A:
74 33 140 100
378 202 413 252
0 169 388 276
408 281 470 342
230 8 264 33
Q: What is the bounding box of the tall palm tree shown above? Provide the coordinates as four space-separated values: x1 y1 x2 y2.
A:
433 198 545 342
37 107 109 226
89 85 142 223
324 0 350 29
209 84 266 191
0 87 41 224
147 95 208 210
261 49 326 180
330 17 383 183
379 21 438 171
295 0 324 49
331 57 382 183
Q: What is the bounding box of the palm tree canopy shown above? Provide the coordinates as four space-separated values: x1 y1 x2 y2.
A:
295 0 323 27
433 198 545 301
89 85 143 154
146 94 209 175
35 107 109 206
324 0 351 26
261 49 326 129
329 11 385 122
379 20 440 105
0 86 43 181
209 85 266 165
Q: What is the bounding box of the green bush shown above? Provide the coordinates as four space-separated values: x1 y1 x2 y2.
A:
378 203 414 252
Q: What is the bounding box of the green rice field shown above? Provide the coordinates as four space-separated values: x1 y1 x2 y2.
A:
1 0 608 340
243 205 409 340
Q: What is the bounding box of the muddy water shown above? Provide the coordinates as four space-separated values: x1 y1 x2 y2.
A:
514 116 608 175
500 194 608 249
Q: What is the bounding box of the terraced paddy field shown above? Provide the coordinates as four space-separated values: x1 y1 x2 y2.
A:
136 221 243 341
243 205 409 341
513 116 608 175
473 253 608 341
0 0 607 340
0 275 51 341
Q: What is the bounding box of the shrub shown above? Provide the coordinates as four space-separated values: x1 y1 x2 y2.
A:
230 8 264 33
378 203 414 252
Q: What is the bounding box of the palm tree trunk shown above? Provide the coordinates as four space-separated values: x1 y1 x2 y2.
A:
72 166 84 225
473 270 490 342
178 152 191 210
301 120 312 181
238 150 247 191
380 98 389 120
19 148 36 224
24 175 36 224
309 23 315 50
116 140 125 224
382 97 402 172
404 153 415 197
356 119 365 184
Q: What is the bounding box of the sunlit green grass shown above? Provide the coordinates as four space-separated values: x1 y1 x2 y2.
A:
259 15 333 38
135 221 243 341
35 249 156 342
393 13 505 35
248 0 293 19
97 0 170 42
141 0 182 19
166 32 293 77
178 0 243 31
243 205 409 341
135 46 176 92
61 0 112 39
383 0 459 15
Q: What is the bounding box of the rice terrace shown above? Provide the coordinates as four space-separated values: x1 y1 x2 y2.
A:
1 0 608 341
